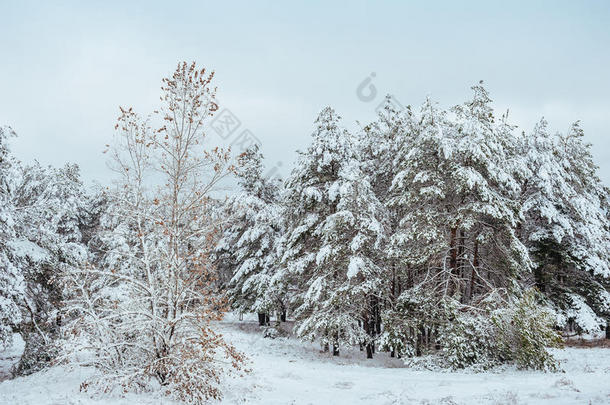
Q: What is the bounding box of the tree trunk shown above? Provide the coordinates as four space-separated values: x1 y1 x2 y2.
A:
458 230 465 284
374 297 381 355
364 296 380 358
391 271 396 302
257 313 268 326
468 237 479 302
449 227 458 273
366 343 373 359
448 227 459 296
331 330 340 356
374 298 381 337
280 310 286 322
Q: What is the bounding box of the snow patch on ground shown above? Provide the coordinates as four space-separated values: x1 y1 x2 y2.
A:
1 318 609 404
0 365 178 405
0 334 23 382
220 317 610 404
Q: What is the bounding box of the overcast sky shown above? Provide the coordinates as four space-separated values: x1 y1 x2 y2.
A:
1 0 609 186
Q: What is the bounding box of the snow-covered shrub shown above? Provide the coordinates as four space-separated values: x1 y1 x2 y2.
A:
382 291 500 370
438 312 498 370
492 290 563 370
378 312 416 359
159 335 247 403
262 325 289 339
380 288 457 358
439 290 562 370
383 288 561 370
553 293 606 336
11 333 59 376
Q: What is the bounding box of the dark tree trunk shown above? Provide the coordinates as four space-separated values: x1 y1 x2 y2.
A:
449 227 458 273
374 300 381 337
366 343 373 359
332 341 340 356
363 296 380 358
448 227 459 296
458 230 466 302
257 313 269 326
363 314 371 355
468 237 479 302
458 230 465 275
374 297 381 355
280 310 286 322
391 272 396 302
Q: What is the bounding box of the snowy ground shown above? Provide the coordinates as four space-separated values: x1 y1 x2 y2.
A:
0 335 23 383
1 317 609 404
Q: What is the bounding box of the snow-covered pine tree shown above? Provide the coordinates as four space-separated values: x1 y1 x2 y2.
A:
214 145 285 324
0 127 91 372
359 97 415 330
383 97 461 357
383 85 554 363
10 162 89 375
0 126 22 350
446 83 529 299
386 97 453 290
360 96 415 203
282 108 388 356
387 89 527 298
519 119 610 335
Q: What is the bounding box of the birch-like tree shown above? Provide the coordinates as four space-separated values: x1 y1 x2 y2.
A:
62 62 246 403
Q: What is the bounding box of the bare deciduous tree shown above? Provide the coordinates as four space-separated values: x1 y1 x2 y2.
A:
62 62 246 403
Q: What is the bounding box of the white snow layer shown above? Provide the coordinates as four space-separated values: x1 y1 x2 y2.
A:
347 256 365 279
1 317 609 404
